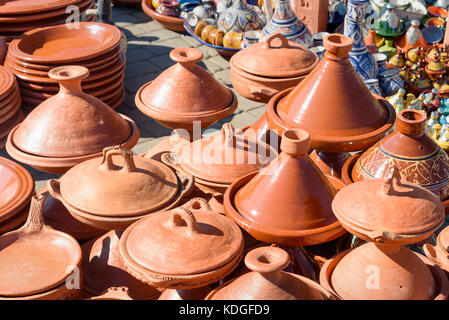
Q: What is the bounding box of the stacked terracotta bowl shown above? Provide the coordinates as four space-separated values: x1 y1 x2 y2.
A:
0 66 23 149
5 22 125 109
0 0 94 42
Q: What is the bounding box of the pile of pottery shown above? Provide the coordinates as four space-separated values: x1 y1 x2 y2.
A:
0 0 94 42
142 0 185 32
0 66 23 149
4 22 126 109
0 157 34 235
6 65 139 174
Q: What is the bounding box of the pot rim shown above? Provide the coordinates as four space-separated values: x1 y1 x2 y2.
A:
142 0 184 25
223 171 346 246
0 0 82 16
265 88 397 152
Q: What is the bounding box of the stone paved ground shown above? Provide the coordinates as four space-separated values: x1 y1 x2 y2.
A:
0 3 266 191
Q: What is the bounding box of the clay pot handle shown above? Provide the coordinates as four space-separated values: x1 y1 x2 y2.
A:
98 145 137 173
47 179 62 201
383 166 403 195
222 122 236 147
165 207 202 237
161 152 183 172
396 109 427 137
170 47 203 65
248 85 278 97
181 197 212 212
178 175 195 199
422 243 441 265
21 193 47 234
244 246 290 274
263 33 289 49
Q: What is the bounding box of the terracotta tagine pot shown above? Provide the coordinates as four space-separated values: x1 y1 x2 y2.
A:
158 287 212 300
6 66 139 174
0 157 34 235
47 145 194 231
250 34 396 177
423 226 449 273
320 167 449 300
224 128 347 247
0 194 82 300
206 246 336 300
135 47 237 138
345 109 449 207
161 122 277 197
230 33 319 103
119 198 244 289
81 230 162 299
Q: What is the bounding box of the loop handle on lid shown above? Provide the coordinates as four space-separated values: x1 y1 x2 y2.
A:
263 33 290 50
165 207 202 237
182 197 212 212
222 122 236 148
98 145 137 173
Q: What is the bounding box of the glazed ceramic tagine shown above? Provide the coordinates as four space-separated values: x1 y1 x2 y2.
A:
48 145 194 231
343 109 449 211
162 122 277 197
206 246 336 300
119 198 244 289
224 128 346 247
81 230 162 299
260 34 396 177
424 226 449 273
230 33 318 103
320 167 449 300
0 194 83 300
0 157 34 235
6 66 139 174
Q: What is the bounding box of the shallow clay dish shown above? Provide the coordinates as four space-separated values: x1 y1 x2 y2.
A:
224 129 346 246
0 194 82 298
142 0 185 32
9 22 121 64
206 246 336 300
0 0 82 15
119 198 244 289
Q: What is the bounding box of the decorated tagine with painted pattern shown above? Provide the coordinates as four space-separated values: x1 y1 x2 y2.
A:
260 0 313 48
348 109 449 201
344 0 378 81
217 0 261 33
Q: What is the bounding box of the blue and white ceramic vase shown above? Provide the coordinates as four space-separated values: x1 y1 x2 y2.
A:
364 78 383 96
379 68 404 97
373 53 389 74
344 0 378 81
260 0 312 47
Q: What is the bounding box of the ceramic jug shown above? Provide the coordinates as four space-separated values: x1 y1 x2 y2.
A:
344 0 378 80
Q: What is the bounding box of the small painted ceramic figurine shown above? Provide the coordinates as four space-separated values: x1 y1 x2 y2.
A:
386 88 406 112
374 3 404 36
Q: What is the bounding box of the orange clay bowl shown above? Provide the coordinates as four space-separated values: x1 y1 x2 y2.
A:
142 0 185 33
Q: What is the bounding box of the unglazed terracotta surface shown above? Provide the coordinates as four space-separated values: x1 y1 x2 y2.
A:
11 66 133 158
264 34 396 152
352 109 449 200
206 246 335 300
119 198 244 289
224 129 345 246
290 0 328 34
0 195 82 298
423 226 449 273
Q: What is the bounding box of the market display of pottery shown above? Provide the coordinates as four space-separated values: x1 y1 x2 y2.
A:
0 66 23 149
6 66 139 174
5 22 126 109
142 0 185 32
0 0 94 42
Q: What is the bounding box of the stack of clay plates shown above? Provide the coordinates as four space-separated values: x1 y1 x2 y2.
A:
0 66 23 149
0 0 94 42
0 157 34 235
5 22 125 109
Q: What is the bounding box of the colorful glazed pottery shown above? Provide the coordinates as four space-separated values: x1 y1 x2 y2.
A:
379 68 405 96
47 145 195 230
156 0 181 17
217 0 261 33
397 19 427 54
142 0 185 32
230 32 319 103
119 198 244 289
224 128 346 246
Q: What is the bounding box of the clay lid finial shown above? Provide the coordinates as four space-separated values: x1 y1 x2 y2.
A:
170 47 203 65
280 129 310 157
244 246 290 274
396 109 427 137
323 34 353 59
48 65 90 82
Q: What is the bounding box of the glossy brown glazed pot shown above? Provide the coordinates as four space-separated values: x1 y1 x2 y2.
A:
135 47 237 135
206 246 336 300
6 66 138 174
119 198 244 289
224 128 346 246
230 33 319 103
262 34 396 152
424 226 449 273
0 194 82 300
141 0 185 32
48 145 195 230
82 230 162 299
322 167 449 300
349 109 449 200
